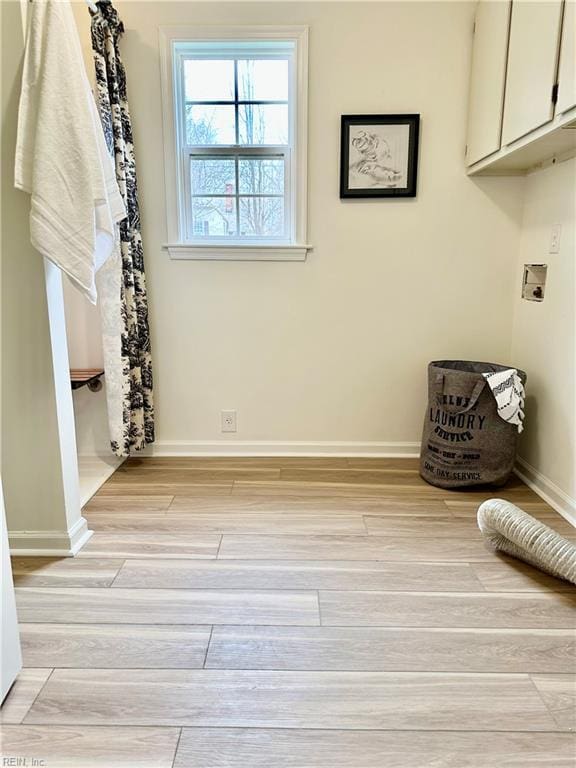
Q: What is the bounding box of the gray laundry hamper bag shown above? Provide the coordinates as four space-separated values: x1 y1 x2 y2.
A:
420 360 526 489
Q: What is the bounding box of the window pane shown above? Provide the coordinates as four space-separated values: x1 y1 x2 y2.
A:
237 59 289 101
191 157 236 195
239 158 284 195
186 104 236 145
184 59 235 101
192 197 237 237
238 104 288 145
239 197 284 237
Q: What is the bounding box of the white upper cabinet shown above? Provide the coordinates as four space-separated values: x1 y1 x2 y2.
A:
501 0 564 146
466 1 512 166
557 0 576 113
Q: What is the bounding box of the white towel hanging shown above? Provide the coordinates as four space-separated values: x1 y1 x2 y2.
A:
15 0 125 303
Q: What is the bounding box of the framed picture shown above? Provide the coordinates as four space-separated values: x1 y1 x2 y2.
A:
340 114 420 198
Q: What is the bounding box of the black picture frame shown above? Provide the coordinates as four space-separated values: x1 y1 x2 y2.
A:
340 114 420 198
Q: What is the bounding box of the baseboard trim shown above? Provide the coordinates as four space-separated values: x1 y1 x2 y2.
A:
8 516 93 557
142 440 422 458
514 457 576 527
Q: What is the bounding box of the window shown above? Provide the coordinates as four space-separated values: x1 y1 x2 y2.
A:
160 27 309 260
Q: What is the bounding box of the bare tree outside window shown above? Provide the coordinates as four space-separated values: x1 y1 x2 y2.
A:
185 57 289 239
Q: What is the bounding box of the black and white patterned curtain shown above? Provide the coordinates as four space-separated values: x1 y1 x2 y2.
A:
91 0 154 456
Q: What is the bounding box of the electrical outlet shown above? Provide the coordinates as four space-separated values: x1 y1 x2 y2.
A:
221 410 237 433
549 223 561 254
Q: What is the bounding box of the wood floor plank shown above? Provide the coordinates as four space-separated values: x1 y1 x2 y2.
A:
280 468 423 485
446 502 575 535
112 559 485 592
109 468 282 484
218 534 497 561
364 515 476 537
168 495 451 516
87 513 368 534
125 457 350 469
347 457 420 469
471 561 576 593
24 669 559 731
83 495 174 514
173 727 576 767
531 675 576 730
20 624 211 669
0 669 52 724
319 590 576 628
232 481 444 498
444 499 567 518
206 625 576 673
364 514 576 538
0 725 180 767
76 532 221 559
10 558 124 587
232 480 541 502
436 488 542 502
15 587 320 626
85 513 173 529
96 483 233 497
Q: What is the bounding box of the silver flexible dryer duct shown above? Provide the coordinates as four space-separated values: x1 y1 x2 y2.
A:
477 498 576 585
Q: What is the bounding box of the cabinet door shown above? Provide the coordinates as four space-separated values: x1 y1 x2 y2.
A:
502 1 563 145
466 1 512 166
557 0 576 113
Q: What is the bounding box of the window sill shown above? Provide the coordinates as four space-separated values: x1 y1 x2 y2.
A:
164 243 312 262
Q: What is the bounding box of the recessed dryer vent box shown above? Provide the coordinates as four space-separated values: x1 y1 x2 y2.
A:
522 264 547 302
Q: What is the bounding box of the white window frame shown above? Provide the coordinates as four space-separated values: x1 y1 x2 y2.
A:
159 26 310 261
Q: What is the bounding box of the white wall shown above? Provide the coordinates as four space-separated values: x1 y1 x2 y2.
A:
63 280 122 506
511 157 576 515
63 281 104 370
93 0 524 453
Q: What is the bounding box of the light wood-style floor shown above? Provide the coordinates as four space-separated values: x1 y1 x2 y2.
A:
3 457 576 767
